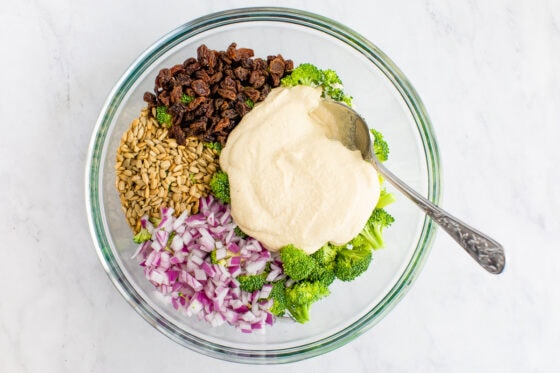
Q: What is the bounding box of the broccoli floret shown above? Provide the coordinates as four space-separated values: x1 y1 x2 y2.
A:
203 141 222 154
155 106 172 127
209 170 230 204
269 280 287 317
280 244 317 281
370 128 389 162
237 273 268 292
133 228 151 244
307 243 340 286
353 208 395 251
324 86 353 106
281 63 323 87
376 189 397 209
281 63 353 105
245 98 255 108
333 245 373 282
307 266 336 286
285 281 330 323
310 243 340 267
181 94 194 104
234 226 248 238
321 69 343 86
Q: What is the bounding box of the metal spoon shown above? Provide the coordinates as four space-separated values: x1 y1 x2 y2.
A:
319 100 505 274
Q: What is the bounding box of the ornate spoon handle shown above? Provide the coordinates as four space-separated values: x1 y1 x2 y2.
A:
373 160 505 274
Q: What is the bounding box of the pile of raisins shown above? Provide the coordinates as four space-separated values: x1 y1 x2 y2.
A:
144 43 293 146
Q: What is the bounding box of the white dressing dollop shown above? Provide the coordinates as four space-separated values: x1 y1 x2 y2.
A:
220 86 380 254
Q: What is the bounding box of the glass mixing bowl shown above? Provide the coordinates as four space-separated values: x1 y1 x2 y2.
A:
85 7 440 364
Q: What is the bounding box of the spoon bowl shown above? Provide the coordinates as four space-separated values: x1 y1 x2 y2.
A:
321 100 506 274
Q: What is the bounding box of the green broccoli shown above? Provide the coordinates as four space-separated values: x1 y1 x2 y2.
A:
352 208 395 251
203 141 222 154
376 188 397 209
209 170 230 204
269 280 287 317
281 63 323 86
234 226 248 238
280 244 317 281
181 94 194 104
307 266 336 286
321 69 343 86
155 106 172 127
285 281 330 323
333 245 373 282
310 243 340 267
245 98 255 108
370 128 389 162
307 243 340 286
324 86 353 106
281 63 352 105
133 228 151 244
237 273 268 292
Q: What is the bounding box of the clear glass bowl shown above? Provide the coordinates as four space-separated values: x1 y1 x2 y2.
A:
85 7 440 364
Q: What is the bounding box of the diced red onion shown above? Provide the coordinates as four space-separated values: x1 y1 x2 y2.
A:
133 195 284 333
214 247 227 261
259 284 273 300
266 269 281 282
201 261 215 277
227 242 240 254
194 268 207 282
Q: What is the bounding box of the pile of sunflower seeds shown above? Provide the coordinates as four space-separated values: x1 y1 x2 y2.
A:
115 107 219 232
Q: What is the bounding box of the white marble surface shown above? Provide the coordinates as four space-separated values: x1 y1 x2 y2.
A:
1 0 559 371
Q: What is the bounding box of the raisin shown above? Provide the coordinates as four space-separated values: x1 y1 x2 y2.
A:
235 100 251 117
208 71 223 85
253 58 267 71
249 71 266 88
169 64 185 75
269 56 286 76
184 60 200 75
260 84 271 99
214 117 230 133
217 88 237 101
169 124 186 145
170 85 184 104
175 73 192 86
155 68 172 89
194 69 210 82
285 59 294 72
197 44 217 68
187 97 206 111
158 91 170 106
221 76 237 91
221 109 238 119
270 73 281 87
243 87 260 103
143 92 157 107
194 100 214 118
191 79 211 96
190 120 207 134
234 66 250 82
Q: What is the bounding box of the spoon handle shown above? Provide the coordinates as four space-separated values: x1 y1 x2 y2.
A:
373 160 505 274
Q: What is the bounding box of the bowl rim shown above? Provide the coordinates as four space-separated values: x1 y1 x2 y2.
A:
85 6 441 364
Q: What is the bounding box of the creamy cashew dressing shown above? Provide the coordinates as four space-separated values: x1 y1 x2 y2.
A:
220 86 380 254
